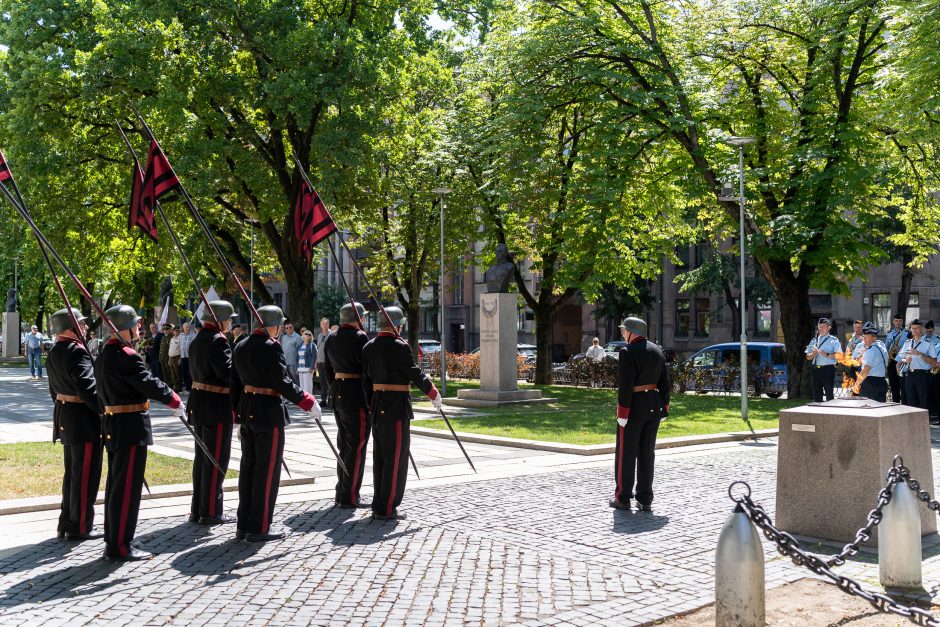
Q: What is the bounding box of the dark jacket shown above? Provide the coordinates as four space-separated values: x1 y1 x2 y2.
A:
617 337 670 422
148 331 164 366
95 338 180 449
231 330 315 430
362 333 436 423
47 337 101 444
322 324 369 410
187 323 233 426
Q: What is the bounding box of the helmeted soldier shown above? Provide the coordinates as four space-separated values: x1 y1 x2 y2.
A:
322 301 370 508
362 306 441 521
46 307 103 541
187 300 237 525
95 304 184 561
230 305 321 541
610 317 669 513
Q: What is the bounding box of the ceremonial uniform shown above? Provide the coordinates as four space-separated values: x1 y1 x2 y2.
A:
187 321 234 522
322 323 370 507
805 331 841 403
846 332 865 385
362 332 438 519
886 324 909 403
859 339 889 402
96 336 180 559
231 329 316 539
47 335 102 539
614 332 669 510
926 324 940 421
897 329 938 410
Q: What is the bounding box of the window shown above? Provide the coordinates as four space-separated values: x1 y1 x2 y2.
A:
771 346 787 365
518 309 526 331
675 299 690 336
422 307 436 335
872 293 890 333
695 297 710 337
808 294 832 311
454 261 464 305
695 243 708 268
691 349 716 367
755 300 772 338
906 293 920 326
675 246 690 269
715 296 726 324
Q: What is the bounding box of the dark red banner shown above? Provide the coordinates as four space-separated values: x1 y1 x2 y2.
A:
139 141 179 236
0 149 12 183
128 160 158 242
294 180 337 267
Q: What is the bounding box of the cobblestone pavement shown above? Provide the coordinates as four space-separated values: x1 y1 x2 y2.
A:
4 439 938 626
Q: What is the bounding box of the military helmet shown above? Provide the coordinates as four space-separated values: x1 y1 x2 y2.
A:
339 302 366 325
377 306 405 330
202 299 236 322
49 307 87 334
106 304 141 331
618 316 648 337
257 305 285 328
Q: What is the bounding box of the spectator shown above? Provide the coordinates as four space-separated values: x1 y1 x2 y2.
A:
147 323 164 379
279 321 302 383
231 323 246 346
87 330 103 359
315 317 330 402
178 321 196 391
24 325 45 379
159 323 174 383
586 337 605 362
167 326 182 391
297 330 317 395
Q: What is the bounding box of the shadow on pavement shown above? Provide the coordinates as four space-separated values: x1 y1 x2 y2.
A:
282 506 419 546
170 540 276 583
0 558 123 607
133 520 215 553
610 510 670 534
0 538 74 575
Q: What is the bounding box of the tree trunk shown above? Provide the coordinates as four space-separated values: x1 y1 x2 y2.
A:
773 273 813 399
34 273 48 332
406 299 421 359
534 305 554 384
282 265 316 329
723 282 740 339
897 251 914 317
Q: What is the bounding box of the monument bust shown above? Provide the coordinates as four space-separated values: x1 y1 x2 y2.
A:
484 244 516 293
5 288 16 313
159 276 173 307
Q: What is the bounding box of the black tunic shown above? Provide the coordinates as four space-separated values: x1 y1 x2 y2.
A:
617 338 670 420
362 334 435 420
47 337 101 444
322 324 369 403
187 324 233 425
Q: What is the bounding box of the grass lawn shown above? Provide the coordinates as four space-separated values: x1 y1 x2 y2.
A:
0 442 237 500
413 380 802 445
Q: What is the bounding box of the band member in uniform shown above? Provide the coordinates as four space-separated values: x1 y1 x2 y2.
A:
47 308 103 541
610 317 669 513
804 318 841 403
96 305 184 561
855 322 889 402
845 320 864 384
322 302 370 508
897 319 939 411
362 307 441 521
230 305 321 541
926 321 940 423
886 314 909 403
187 300 238 525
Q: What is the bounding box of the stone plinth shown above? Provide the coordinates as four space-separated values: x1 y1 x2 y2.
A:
776 398 936 545
2 312 19 358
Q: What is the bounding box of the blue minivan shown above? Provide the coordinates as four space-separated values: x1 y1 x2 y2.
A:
684 342 788 398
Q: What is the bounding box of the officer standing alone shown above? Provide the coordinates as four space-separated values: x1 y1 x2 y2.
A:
46 308 103 541
610 317 669 513
804 318 842 403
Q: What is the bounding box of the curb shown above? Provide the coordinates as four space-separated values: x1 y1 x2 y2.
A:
409 426 779 455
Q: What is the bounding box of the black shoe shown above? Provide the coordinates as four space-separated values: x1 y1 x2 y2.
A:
198 514 235 526
608 499 631 510
187 513 199 523
371 511 406 521
234 528 246 541
56 531 66 540
334 500 358 510
245 530 287 542
65 528 104 541
104 547 153 562
637 503 653 512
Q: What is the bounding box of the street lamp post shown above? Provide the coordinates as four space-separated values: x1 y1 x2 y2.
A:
432 187 452 397
722 136 756 422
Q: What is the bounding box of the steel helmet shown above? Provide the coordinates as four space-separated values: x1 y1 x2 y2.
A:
105 304 141 331
257 305 286 328
377 306 405 330
339 302 366 325
202 300 236 322
49 307 87 334
618 316 648 337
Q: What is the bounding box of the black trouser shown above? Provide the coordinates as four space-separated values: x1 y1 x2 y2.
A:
372 419 410 517
860 377 888 403
237 424 284 535
811 364 836 402
181 358 192 390
931 373 940 418
58 440 103 536
888 360 903 403
614 416 662 507
104 445 148 558
334 404 371 506
191 422 233 520
904 370 932 410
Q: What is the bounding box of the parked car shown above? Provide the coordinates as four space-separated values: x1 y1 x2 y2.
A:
470 344 538 362
683 342 787 398
418 339 441 354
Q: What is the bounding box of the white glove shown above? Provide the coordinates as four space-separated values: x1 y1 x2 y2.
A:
617 417 628 428
431 395 443 410
308 402 322 421
170 403 186 419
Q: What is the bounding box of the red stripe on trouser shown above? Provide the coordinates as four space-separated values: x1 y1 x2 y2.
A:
118 446 137 557
79 442 92 534
261 429 279 534
350 409 366 503
209 424 222 517
386 421 402 516
615 425 624 499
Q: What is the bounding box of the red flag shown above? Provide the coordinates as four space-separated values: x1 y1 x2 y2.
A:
128 160 158 242
138 141 179 240
0 149 13 184
294 180 337 267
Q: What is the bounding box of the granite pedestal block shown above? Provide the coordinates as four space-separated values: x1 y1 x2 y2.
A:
2 312 19 358
776 398 936 545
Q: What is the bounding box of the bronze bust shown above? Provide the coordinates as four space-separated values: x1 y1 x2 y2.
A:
484 244 516 293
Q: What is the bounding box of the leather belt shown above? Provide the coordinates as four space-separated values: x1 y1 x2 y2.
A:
56 394 83 404
104 400 150 415
335 373 362 379
632 384 658 392
373 383 410 392
192 381 231 394
244 385 281 398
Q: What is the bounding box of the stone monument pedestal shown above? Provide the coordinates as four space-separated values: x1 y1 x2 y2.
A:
776 398 936 545
2 312 20 358
449 293 552 408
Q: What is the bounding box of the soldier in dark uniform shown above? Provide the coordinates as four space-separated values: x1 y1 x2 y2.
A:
610 317 669 513
46 308 103 541
230 305 320 542
187 300 237 525
362 307 441 521
95 305 184 561
322 302 370 508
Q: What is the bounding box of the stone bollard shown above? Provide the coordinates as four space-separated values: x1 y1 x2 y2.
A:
715 504 765 627
879 481 922 588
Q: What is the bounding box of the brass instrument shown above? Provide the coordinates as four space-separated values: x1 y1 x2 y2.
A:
888 331 903 360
